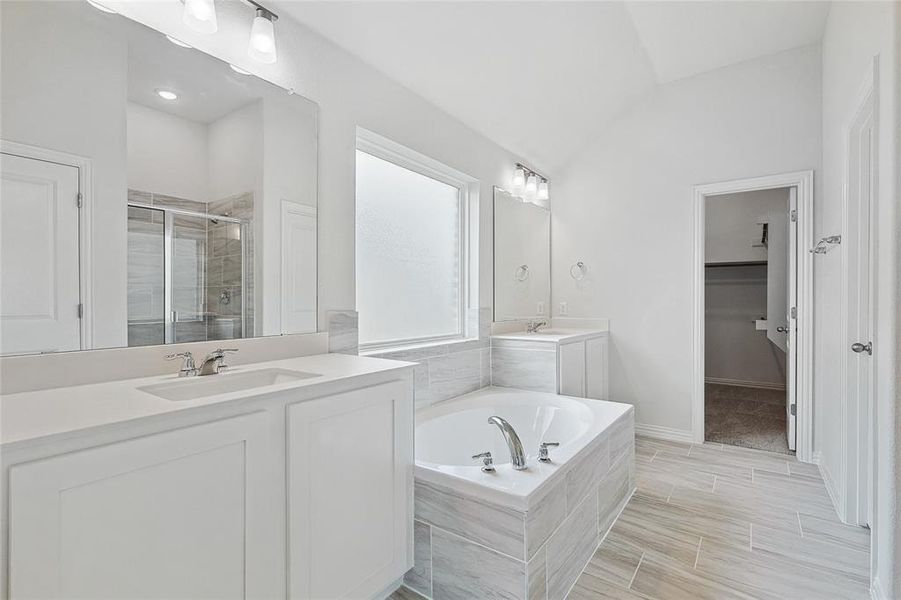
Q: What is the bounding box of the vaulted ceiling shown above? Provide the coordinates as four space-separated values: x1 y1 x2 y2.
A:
275 1 830 172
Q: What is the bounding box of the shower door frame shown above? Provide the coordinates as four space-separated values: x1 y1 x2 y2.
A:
127 202 248 344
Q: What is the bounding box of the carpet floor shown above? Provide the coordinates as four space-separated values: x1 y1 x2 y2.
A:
704 383 793 455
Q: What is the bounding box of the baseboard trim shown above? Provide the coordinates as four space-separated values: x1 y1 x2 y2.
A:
704 377 786 391
818 459 845 522
635 423 695 444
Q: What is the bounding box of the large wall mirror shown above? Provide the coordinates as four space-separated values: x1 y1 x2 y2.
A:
0 1 318 356
493 187 550 322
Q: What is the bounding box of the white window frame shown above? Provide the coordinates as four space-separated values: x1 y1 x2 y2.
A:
355 127 479 352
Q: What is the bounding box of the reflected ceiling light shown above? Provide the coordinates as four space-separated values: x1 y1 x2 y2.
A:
156 89 178 101
229 64 252 75
165 35 192 48
182 0 218 34
248 6 278 64
86 0 117 13
537 180 549 201
512 167 526 195
525 174 538 197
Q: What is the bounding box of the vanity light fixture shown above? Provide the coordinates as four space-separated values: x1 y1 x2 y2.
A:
182 0 218 35
157 89 179 101
247 4 278 64
510 163 550 204
230 64 252 75
86 0 117 14
165 35 192 48
525 174 538 197
512 167 526 196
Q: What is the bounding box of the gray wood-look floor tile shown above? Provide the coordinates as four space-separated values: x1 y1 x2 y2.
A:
565 439 870 599
388 586 429 600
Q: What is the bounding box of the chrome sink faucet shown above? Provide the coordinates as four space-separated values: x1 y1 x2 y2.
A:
526 320 548 334
487 416 527 470
197 348 238 376
165 351 197 377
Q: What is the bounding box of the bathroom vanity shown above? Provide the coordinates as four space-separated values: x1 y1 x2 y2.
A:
490 328 610 399
0 353 415 600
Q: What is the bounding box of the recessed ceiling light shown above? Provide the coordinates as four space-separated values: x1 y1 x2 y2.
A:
86 0 117 13
229 64 251 75
165 35 192 49
156 89 178 101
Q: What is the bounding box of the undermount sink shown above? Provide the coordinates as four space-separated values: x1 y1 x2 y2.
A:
139 368 320 401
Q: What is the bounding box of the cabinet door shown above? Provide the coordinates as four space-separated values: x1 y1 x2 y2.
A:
559 341 586 397
8 411 280 600
287 380 414 599
585 336 610 400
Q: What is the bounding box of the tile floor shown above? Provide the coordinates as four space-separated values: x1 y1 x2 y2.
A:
705 383 791 455
392 436 871 600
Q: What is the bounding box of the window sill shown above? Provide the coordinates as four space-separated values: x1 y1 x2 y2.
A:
360 337 484 358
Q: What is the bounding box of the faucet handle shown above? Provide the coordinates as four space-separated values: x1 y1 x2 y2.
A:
538 442 560 462
472 451 495 472
165 351 197 377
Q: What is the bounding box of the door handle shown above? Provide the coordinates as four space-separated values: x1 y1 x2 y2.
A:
776 326 788 333
851 342 872 355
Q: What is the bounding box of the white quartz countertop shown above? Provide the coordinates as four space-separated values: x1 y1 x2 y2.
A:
1 353 414 449
490 327 608 343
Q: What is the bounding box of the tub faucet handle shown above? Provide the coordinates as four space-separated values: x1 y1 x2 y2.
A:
472 451 495 472
538 442 560 462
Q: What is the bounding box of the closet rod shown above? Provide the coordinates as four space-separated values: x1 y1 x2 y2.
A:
704 261 767 268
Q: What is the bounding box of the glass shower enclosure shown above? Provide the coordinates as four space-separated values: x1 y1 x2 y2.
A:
126 202 249 347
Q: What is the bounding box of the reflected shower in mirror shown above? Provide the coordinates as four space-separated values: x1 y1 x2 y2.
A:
0 0 318 355
493 187 550 322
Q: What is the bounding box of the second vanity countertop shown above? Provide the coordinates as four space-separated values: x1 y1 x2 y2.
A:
1 353 415 450
490 327 609 344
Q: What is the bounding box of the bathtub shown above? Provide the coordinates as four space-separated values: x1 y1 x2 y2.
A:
407 387 635 600
415 386 633 509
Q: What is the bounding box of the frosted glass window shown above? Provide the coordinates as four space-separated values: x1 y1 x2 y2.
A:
356 150 463 347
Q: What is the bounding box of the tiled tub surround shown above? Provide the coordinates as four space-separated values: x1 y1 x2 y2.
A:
404 388 635 600
357 308 493 408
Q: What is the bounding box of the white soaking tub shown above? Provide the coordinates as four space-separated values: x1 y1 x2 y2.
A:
407 387 635 600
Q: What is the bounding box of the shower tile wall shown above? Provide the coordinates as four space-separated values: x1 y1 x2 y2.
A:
126 189 254 347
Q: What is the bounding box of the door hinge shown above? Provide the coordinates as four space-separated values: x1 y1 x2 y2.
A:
790 404 797 416
790 306 797 319
789 209 797 222
76 192 83 208
77 303 84 319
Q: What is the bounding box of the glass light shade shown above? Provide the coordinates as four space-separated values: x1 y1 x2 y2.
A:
525 174 538 196
165 35 192 48
248 10 277 64
537 180 549 200
183 0 217 34
512 168 526 194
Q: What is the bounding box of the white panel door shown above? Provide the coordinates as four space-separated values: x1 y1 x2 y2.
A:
559 341 586 397
0 152 81 354
585 336 609 400
785 188 798 451
288 380 413 600
9 412 281 600
765 197 789 354
281 202 317 334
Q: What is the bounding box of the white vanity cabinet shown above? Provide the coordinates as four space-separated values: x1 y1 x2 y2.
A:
560 335 609 401
491 330 609 400
287 380 413 599
1 356 415 600
7 411 281 600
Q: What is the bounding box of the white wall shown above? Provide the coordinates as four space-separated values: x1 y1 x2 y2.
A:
107 1 531 328
127 102 209 201
0 1 128 349
705 189 788 264
820 2 898 595
551 45 821 434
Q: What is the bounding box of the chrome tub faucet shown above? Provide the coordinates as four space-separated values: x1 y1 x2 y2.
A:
487 416 527 470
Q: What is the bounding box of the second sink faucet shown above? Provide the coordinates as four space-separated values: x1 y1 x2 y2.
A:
526 320 548 334
198 348 239 376
487 416 527 470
